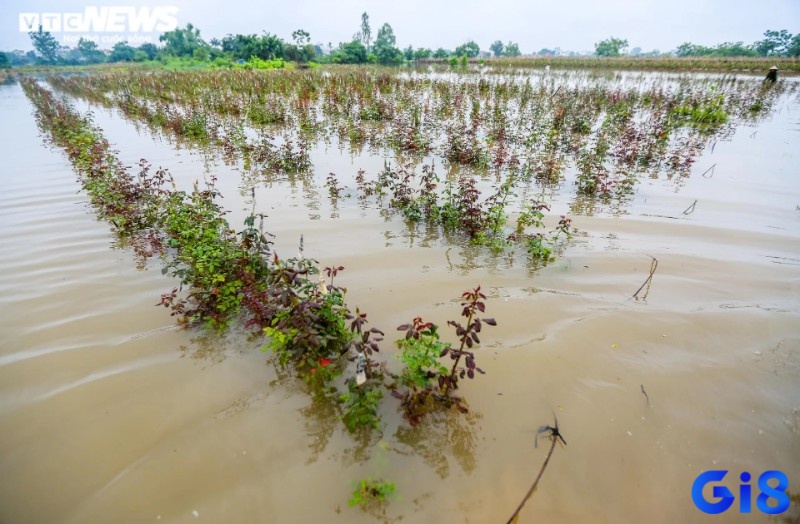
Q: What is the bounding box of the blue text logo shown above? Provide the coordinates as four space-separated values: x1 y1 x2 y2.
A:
692 470 790 514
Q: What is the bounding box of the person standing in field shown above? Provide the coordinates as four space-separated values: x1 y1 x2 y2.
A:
765 66 778 83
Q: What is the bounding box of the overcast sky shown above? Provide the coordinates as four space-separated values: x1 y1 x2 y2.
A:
2 0 799 53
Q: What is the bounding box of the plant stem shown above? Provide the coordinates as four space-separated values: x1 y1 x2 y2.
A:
506 430 559 524
445 309 474 394
632 256 658 300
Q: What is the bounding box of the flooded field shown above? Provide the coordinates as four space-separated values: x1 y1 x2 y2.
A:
1 68 799 523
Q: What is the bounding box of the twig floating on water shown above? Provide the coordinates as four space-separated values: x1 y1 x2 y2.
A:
632 256 658 301
507 416 566 524
682 200 697 215
641 384 650 407
701 164 716 179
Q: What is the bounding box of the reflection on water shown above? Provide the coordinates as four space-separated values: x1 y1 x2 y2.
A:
301 393 343 465
176 328 255 364
569 193 633 217
395 407 482 478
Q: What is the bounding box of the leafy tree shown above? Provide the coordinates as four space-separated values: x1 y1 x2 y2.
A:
504 42 521 57
267 38 286 61
713 42 757 57
137 43 159 61
160 23 206 57
284 43 315 63
675 42 691 56
374 23 402 64
288 29 314 63
29 25 59 64
209 38 221 49
133 50 149 62
221 33 284 60
676 42 707 57
454 40 480 58
489 40 504 57
788 34 800 57
254 33 284 60
221 34 247 58
676 41 756 57
360 12 372 51
433 48 450 59
754 29 792 56
404 45 414 61
538 48 554 56
302 44 316 62
413 48 432 60
193 46 210 61
77 38 105 64
109 41 136 62
283 45 299 61
60 47 83 65
7 51 36 66
594 37 628 57
8 51 37 66
0 52 9 69
292 29 311 46
332 40 368 64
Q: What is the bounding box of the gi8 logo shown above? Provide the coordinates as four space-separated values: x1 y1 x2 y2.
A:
692 470 790 514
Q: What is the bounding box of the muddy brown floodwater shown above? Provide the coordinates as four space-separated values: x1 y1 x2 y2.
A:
1 72 799 524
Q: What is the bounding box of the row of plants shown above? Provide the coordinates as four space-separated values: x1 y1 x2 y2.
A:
331 160 574 260
46 68 792 201
22 78 505 444
40 68 797 273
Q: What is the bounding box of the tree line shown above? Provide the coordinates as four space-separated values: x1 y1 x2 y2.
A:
3 15 798 69
676 30 800 58
4 13 518 68
593 30 800 58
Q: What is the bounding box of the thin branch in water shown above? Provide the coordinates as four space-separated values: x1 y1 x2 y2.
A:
507 416 566 524
641 384 650 407
682 200 697 215
632 256 658 301
701 164 716 179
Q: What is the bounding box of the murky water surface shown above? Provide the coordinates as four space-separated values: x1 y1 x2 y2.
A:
1 72 799 523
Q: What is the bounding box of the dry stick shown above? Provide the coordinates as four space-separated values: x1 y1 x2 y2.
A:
682 200 697 215
701 163 716 179
506 420 566 524
641 384 650 407
632 256 658 300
